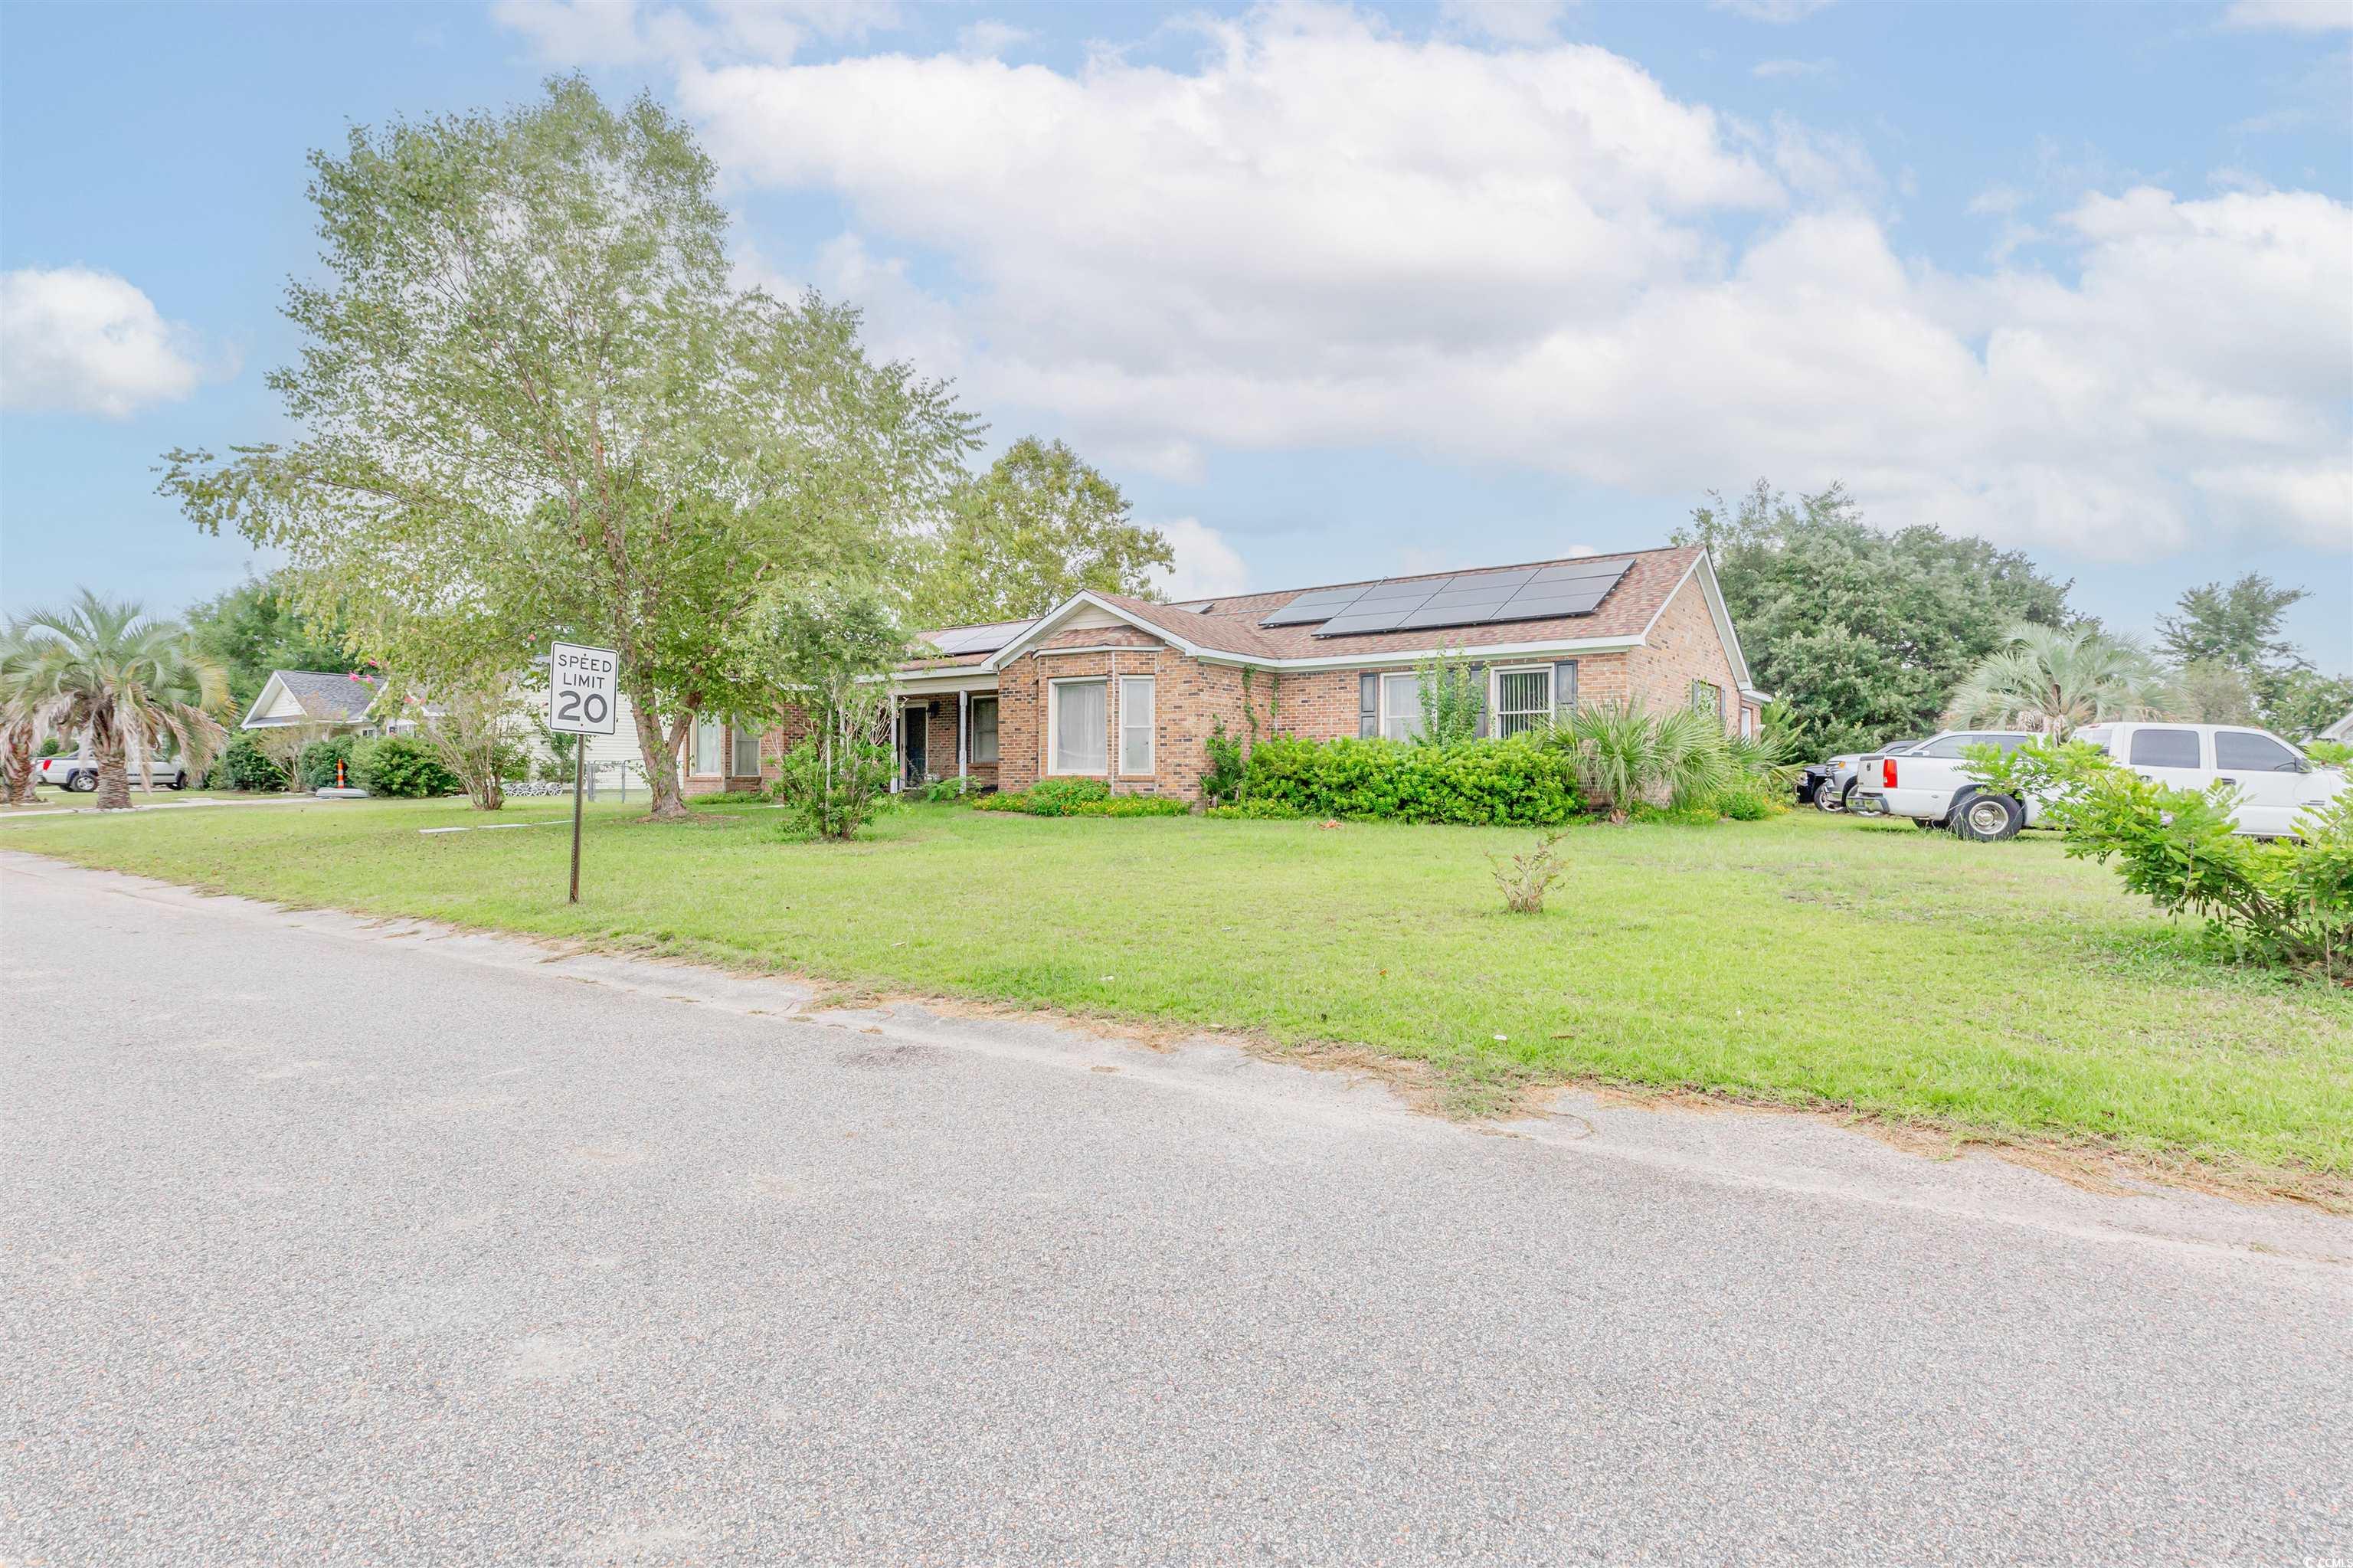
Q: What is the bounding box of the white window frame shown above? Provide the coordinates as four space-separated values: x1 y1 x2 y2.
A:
1046 676 1108 776
1377 671 1422 743
970 696 1000 764
1490 664 1555 739
1119 676 1156 776
690 716 725 777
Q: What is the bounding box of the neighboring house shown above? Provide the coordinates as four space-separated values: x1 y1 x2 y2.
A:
740 543 1767 799
2322 708 2353 745
238 669 386 734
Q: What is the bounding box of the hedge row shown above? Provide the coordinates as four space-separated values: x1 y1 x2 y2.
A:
974 777 1188 817
1237 735 1580 825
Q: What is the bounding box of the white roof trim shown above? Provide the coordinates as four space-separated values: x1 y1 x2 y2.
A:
237 672 291 732
981 592 1203 670
1635 554 1756 693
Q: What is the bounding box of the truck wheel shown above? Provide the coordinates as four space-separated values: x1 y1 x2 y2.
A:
67 771 97 793
1952 793 2023 842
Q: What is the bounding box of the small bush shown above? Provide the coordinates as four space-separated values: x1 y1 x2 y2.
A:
1201 719 1247 807
296 735 357 791
915 775 974 803
1205 797 1307 820
349 735 460 797
774 734 895 840
695 787 773 805
1240 735 1579 826
1491 831 1567 913
2056 771 2352 980
978 778 1187 817
2305 738 2352 768
1712 784 1775 821
208 735 290 791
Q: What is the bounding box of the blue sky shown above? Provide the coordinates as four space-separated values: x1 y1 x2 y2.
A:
2 0 2348 666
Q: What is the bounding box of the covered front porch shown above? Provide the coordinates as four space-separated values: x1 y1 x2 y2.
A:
887 675 1001 794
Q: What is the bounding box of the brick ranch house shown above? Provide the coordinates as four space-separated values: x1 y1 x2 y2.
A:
682 544 1766 799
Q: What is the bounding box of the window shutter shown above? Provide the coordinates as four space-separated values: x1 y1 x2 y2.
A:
1553 660 1578 721
1359 673 1379 738
1467 663 1487 738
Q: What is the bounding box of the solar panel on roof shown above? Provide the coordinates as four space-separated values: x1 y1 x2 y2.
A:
1253 558 1636 637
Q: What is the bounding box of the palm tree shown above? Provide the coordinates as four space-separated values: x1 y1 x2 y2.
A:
0 620 46 806
17 591 231 810
1946 623 2171 738
1558 703 1733 823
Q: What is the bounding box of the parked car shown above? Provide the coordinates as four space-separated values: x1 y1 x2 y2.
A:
1874 722 2346 841
32 754 192 792
1854 730 2038 836
1808 738 1930 813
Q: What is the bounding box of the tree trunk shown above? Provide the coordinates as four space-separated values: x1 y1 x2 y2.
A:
629 687 689 820
93 725 133 810
2 720 34 805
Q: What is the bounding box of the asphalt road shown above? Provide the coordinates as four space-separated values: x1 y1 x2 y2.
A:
2 853 2348 1567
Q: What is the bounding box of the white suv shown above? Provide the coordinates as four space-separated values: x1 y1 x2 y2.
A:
2075 723 2345 839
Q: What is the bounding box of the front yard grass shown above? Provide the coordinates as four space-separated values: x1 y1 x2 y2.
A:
9 797 2348 1201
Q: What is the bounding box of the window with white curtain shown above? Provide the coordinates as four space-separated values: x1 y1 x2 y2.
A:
1119 676 1155 775
731 724 760 776
970 697 999 763
1493 667 1553 738
692 716 725 775
1050 679 1106 774
1379 671 1422 742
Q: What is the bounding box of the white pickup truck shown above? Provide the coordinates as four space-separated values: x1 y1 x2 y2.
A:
1872 722 2347 841
32 754 193 792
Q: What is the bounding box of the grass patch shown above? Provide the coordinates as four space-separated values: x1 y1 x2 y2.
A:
9 797 2348 1200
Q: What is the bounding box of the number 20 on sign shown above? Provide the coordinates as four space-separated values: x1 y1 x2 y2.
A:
548 642 620 904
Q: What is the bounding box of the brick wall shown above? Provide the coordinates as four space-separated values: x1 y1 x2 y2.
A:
1628 574 1744 732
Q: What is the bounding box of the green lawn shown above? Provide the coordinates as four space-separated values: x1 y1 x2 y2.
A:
9 796 2348 1200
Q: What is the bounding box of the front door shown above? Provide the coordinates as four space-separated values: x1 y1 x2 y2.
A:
901 706 927 789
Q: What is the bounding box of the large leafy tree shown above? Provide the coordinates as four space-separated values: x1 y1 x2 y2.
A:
1677 481 2073 754
159 78 976 820
1946 623 2171 737
911 437 1171 627
182 572 358 714
16 592 230 810
2157 574 2307 676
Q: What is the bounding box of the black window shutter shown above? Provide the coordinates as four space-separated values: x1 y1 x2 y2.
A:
1359 673 1379 738
1467 663 1487 738
1554 660 1578 719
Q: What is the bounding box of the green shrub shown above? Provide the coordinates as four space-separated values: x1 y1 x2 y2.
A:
1241 735 1579 825
695 788 772 805
296 735 357 791
2306 738 2352 768
1712 784 1774 821
774 734 895 840
2055 771 2352 980
208 735 289 791
976 778 1187 818
1201 719 1247 807
1550 704 1732 823
1205 797 1307 820
915 775 974 803
349 735 460 797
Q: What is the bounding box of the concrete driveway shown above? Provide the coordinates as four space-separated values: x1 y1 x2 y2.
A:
2 853 2347 1566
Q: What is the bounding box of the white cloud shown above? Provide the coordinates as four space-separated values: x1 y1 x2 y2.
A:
2220 0 2353 31
1710 0 1834 21
536 3 2352 562
957 19 1032 59
1150 516 1253 601
1438 1 1572 45
1751 57 1832 78
0 267 211 418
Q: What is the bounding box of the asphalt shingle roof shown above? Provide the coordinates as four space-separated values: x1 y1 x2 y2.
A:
273 669 381 722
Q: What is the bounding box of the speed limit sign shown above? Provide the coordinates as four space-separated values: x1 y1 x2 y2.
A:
548 642 620 735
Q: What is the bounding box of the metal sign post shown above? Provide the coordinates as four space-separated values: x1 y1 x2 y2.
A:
547 642 622 904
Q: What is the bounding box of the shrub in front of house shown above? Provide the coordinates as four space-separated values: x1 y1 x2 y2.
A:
296 735 357 791
977 777 1189 818
1204 797 1306 820
208 735 290 791
349 735 461 797
1239 735 1580 826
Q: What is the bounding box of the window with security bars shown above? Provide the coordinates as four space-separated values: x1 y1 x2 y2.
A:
1494 668 1554 738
